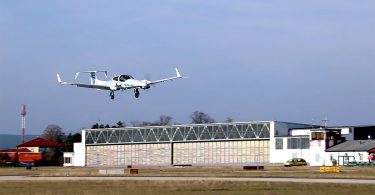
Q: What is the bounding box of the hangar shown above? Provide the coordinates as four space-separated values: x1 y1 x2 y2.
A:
64 121 311 167
64 121 375 167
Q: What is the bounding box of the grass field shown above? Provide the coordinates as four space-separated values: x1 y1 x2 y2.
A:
1 165 375 179
1 180 375 195
1 166 375 194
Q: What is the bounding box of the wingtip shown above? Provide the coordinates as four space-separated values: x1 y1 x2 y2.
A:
175 68 182 78
57 73 62 83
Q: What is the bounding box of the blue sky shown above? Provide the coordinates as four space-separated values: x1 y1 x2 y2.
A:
0 1 374 135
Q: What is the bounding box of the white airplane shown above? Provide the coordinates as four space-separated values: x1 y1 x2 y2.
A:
57 68 186 99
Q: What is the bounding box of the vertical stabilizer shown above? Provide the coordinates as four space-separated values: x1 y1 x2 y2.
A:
90 72 97 84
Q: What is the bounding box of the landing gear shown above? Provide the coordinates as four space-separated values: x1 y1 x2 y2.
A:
134 89 140 98
110 91 115 99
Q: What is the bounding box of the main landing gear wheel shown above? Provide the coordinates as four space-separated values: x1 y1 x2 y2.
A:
110 91 115 99
134 89 140 98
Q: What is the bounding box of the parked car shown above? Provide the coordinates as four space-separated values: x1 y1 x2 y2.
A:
284 158 307 167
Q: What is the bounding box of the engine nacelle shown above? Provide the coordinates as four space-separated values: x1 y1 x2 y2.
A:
141 80 151 89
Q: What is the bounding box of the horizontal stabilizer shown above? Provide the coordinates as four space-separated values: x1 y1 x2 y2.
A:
75 70 108 79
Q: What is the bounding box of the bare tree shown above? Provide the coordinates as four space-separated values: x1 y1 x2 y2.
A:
224 117 234 123
140 121 153 127
190 111 216 124
130 115 173 127
157 115 173 126
42 124 66 144
64 132 81 152
116 121 126 128
131 122 139 127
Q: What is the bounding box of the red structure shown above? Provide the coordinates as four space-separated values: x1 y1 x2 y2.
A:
17 137 64 149
17 137 64 166
0 148 42 166
1 137 63 166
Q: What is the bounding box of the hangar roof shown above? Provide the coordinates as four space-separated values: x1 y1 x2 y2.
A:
326 140 375 152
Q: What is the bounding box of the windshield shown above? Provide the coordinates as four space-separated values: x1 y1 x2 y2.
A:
119 75 133 81
113 75 134 81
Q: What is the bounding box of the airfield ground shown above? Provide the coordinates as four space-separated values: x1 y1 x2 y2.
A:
0 166 375 194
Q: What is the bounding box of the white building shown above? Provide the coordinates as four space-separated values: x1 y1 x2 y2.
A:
63 142 86 167
326 140 375 165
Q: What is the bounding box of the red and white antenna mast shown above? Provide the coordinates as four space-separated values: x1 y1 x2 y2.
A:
322 116 329 129
21 104 26 143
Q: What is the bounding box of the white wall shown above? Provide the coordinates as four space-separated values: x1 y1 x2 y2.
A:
64 130 86 167
290 129 310 136
327 151 370 165
340 128 354 140
72 142 86 166
269 137 310 164
271 148 310 164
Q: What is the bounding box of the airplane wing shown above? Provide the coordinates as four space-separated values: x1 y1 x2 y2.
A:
57 74 112 90
74 84 112 90
149 68 187 85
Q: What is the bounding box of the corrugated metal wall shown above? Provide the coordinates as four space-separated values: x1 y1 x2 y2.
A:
87 144 171 166
86 140 269 166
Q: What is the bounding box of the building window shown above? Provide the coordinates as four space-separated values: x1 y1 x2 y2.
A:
64 157 72 164
359 153 363 161
287 138 309 149
311 132 324 140
315 154 320 162
275 138 283 150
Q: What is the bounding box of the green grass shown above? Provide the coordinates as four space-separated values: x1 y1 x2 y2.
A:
0 180 375 195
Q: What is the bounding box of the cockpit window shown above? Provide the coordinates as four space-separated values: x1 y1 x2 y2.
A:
112 75 134 81
119 75 133 81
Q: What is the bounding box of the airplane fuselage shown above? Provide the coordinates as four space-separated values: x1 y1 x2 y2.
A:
93 78 147 91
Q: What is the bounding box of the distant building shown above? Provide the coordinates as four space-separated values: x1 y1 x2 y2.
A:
17 137 63 165
0 148 32 166
17 137 63 152
326 140 375 165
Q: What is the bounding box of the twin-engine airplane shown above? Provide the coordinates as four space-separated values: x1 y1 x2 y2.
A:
57 68 186 99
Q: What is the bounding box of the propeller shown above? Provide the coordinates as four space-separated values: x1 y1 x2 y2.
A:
145 73 152 81
141 80 151 89
143 74 153 89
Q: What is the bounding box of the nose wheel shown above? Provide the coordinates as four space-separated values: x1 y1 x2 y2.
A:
110 91 115 99
134 89 140 98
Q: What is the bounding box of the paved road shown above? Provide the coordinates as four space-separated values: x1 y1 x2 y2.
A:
1 176 375 184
